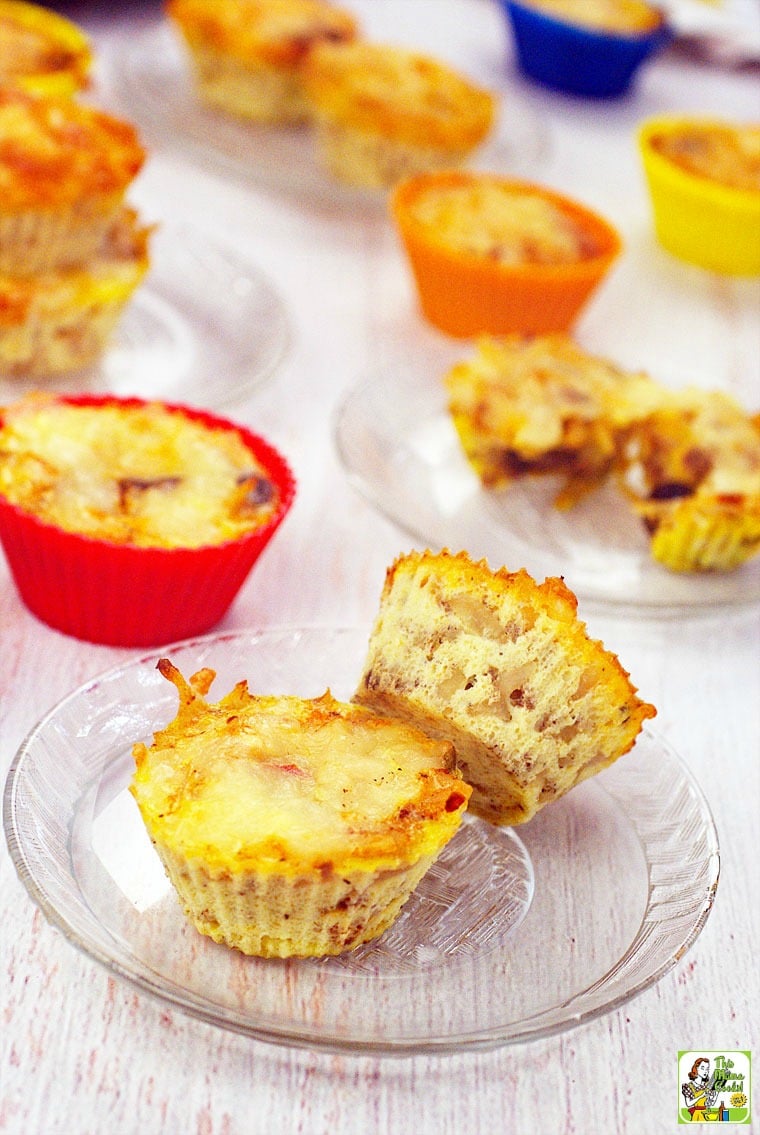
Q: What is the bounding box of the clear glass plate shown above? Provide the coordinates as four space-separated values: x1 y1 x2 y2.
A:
0 222 290 408
107 19 550 212
5 627 719 1055
334 364 760 613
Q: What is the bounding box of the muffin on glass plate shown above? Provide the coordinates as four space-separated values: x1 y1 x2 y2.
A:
391 171 621 337
638 117 760 275
444 333 663 508
167 0 359 125
497 0 670 98
0 207 151 377
0 0 92 97
0 392 296 645
130 660 470 958
0 87 146 277
302 40 496 189
619 387 760 573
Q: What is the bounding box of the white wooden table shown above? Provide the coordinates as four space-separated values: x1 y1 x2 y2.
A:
1 2 758 1132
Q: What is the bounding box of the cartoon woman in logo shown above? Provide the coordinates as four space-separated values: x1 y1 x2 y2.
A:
681 1057 718 1121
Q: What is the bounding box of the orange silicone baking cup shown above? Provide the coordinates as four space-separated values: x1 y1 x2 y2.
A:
391 171 622 338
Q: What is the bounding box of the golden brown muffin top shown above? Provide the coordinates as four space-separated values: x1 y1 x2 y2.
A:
405 179 599 264
131 659 469 874
0 87 145 210
167 0 358 69
303 41 495 149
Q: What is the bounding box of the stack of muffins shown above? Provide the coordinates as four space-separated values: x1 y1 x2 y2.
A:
0 3 152 378
0 3 298 650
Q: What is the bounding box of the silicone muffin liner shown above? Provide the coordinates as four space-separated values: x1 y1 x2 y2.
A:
635 496 760 573
498 0 671 98
0 395 296 646
638 117 760 277
0 0 92 98
391 172 622 338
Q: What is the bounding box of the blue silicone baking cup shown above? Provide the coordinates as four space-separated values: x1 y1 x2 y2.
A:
499 0 672 98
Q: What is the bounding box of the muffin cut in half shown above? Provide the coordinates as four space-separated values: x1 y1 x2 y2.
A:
354 549 656 826
445 334 663 508
167 0 359 124
303 41 495 188
0 87 146 277
619 387 760 572
130 659 470 957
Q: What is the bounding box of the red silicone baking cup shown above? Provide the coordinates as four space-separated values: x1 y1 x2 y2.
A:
0 394 296 646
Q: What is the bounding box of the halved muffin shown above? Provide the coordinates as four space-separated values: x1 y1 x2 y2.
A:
445 334 663 507
619 387 760 572
499 0 669 98
130 659 470 957
354 549 655 826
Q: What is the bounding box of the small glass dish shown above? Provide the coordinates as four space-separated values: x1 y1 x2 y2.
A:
0 221 290 408
497 0 671 98
5 627 719 1054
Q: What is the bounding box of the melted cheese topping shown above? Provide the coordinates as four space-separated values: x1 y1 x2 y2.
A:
0 88 144 210
525 0 663 34
168 0 358 69
408 181 596 264
651 123 760 194
131 671 466 873
0 397 279 547
447 335 663 453
303 41 495 148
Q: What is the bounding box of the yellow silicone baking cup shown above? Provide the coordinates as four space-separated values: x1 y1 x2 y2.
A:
638 117 760 277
